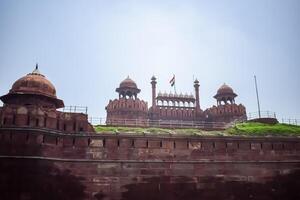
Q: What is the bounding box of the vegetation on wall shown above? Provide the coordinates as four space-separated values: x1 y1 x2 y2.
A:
94 122 300 137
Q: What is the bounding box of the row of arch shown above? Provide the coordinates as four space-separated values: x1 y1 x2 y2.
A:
158 108 195 118
157 100 195 107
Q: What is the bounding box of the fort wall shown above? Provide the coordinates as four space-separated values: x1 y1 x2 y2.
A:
0 128 300 199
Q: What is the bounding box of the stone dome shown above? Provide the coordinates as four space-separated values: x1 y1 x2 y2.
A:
116 76 141 98
119 76 138 89
214 83 237 100
10 67 57 98
0 65 64 108
216 84 234 95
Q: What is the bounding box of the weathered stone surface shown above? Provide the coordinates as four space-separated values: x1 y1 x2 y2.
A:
0 129 300 200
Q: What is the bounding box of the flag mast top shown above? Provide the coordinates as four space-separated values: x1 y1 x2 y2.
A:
169 75 176 94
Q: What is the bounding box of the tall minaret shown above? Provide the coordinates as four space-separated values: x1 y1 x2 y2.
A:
151 76 157 108
194 79 200 111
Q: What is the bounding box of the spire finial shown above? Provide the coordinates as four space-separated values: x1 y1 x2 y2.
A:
31 63 42 75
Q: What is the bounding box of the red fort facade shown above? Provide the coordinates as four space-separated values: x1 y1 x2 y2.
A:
106 76 247 127
0 67 300 200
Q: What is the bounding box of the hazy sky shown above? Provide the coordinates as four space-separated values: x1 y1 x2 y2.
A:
0 0 299 120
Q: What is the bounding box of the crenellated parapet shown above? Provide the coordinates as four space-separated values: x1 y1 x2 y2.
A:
106 98 148 112
0 103 94 133
204 103 247 122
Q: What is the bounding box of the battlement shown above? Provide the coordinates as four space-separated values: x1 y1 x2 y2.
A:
0 105 94 133
106 98 148 112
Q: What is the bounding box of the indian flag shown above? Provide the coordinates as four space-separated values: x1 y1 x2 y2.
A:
169 75 175 87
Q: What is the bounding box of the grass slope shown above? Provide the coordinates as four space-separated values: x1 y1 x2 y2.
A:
94 122 300 137
227 122 300 137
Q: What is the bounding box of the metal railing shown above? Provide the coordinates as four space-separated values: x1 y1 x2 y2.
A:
247 111 276 120
89 117 227 129
281 118 300 126
58 106 88 115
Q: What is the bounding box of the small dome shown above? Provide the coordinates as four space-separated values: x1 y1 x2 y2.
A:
214 83 237 100
119 76 138 89
1 65 64 108
217 83 234 95
10 67 56 98
116 76 141 97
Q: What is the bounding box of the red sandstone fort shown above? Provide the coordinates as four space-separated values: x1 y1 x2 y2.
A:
0 66 299 200
0 66 246 131
106 75 246 127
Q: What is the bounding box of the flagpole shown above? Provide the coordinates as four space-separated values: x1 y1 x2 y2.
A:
174 82 176 94
254 75 261 118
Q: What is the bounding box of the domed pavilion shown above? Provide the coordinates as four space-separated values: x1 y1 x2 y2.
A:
0 64 64 108
0 65 94 133
214 83 238 105
106 76 148 126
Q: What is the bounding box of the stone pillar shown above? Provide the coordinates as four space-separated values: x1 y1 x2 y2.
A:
194 79 200 111
151 76 157 108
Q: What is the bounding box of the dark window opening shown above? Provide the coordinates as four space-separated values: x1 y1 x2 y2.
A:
12 115 16 125
79 127 83 132
131 140 134 147
117 139 120 147
27 116 30 126
72 138 75 146
103 139 106 147
56 120 59 130
3 118 7 125
73 122 76 131
44 117 47 127
160 141 163 148
173 141 176 149
35 119 39 127
63 124 66 131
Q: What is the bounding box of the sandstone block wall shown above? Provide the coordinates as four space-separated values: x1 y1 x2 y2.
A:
0 127 300 200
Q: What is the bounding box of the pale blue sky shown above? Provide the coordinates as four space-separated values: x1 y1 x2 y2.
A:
0 0 299 120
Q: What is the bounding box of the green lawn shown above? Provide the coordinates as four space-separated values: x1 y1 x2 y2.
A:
94 122 300 137
227 122 300 136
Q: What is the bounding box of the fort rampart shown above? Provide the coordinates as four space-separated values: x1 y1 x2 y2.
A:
1 127 300 200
